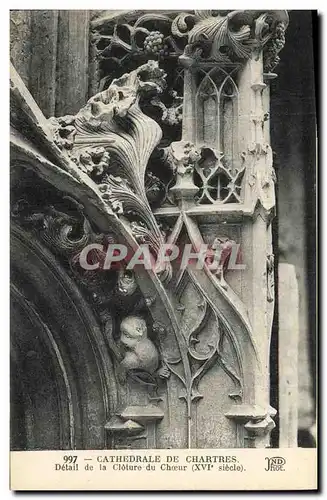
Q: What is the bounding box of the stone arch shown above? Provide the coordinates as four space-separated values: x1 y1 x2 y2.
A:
10 224 117 450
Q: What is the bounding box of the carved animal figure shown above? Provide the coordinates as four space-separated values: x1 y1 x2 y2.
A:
119 316 159 375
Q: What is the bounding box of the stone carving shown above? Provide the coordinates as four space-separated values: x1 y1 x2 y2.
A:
150 90 183 126
206 236 237 290
267 254 275 302
187 300 242 400
102 314 161 389
91 12 186 87
106 403 164 449
91 11 288 84
11 9 290 449
182 10 288 67
171 272 243 446
72 146 111 177
117 269 138 296
144 170 168 209
119 316 159 375
156 361 171 380
49 60 172 283
246 143 276 213
11 198 92 257
194 147 245 204
49 115 76 150
11 195 142 320
263 22 286 72
257 14 287 72
169 140 200 198
173 10 254 63
104 415 146 450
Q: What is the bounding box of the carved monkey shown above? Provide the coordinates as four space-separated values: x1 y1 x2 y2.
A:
119 316 159 375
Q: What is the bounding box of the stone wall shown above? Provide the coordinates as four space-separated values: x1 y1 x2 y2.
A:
10 10 90 117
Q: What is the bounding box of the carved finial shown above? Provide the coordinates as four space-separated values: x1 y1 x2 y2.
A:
169 141 200 199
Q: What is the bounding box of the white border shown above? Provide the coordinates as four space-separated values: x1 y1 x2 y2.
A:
2 3 324 498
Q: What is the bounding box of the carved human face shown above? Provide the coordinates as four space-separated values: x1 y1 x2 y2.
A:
120 317 146 349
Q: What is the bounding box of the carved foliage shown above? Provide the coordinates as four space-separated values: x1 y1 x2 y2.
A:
11 194 146 324
91 11 187 83
92 10 288 74
175 10 288 66
170 140 200 177
173 10 253 63
150 90 183 126
11 198 92 257
49 61 172 282
256 14 287 72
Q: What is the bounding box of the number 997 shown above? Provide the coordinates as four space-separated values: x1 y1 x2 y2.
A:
63 455 77 464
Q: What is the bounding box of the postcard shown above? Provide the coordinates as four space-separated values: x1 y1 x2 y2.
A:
10 8 317 491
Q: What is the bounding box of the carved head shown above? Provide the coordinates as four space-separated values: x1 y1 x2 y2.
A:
120 316 147 349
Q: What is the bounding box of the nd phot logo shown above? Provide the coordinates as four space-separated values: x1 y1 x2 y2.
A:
265 456 286 471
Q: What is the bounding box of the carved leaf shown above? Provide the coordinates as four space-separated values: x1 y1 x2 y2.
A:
51 61 173 283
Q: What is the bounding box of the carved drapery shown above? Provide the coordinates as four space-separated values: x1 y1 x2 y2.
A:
11 9 288 449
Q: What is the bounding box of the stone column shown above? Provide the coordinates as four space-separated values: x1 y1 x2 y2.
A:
169 10 289 448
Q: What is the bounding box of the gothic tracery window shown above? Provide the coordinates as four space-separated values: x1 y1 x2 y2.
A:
193 67 244 204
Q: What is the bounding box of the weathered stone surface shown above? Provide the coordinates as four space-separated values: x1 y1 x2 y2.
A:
55 10 90 115
10 10 315 452
10 10 284 449
278 263 299 447
10 10 32 87
29 10 59 117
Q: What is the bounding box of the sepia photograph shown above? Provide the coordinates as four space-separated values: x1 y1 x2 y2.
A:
9 8 317 490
